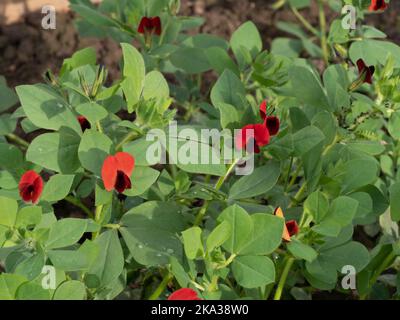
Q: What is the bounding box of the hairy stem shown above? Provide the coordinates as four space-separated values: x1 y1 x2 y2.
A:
148 273 173 300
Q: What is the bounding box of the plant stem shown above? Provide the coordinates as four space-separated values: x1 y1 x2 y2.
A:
290 183 307 207
194 159 240 226
273 257 295 300
290 5 319 35
96 121 103 134
208 275 219 292
360 250 396 300
65 195 94 219
6 133 29 149
318 0 330 65
148 273 173 300
284 157 294 192
92 204 104 239
115 131 139 151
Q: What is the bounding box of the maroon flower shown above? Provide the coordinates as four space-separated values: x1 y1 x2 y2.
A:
235 123 270 154
168 288 202 300
357 59 375 84
101 152 135 193
77 116 91 132
18 170 44 204
260 100 280 136
286 220 299 237
369 0 388 11
138 16 162 36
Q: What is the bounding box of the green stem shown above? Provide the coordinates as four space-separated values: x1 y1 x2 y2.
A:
284 157 294 192
290 5 319 35
208 275 219 292
318 0 330 65
273 257 295 300
65 195 94 219
115 131 139 151
96 121 103 134
92 204 104 239
6 133 29 149
360 250 396 300
194 159 240 226
290 183 307 207
148 273 173 300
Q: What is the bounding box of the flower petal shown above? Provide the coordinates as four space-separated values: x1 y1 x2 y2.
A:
115 152 135 177
265 116 280 136
168 288 201 300
259 100 267 121
101 156 118 191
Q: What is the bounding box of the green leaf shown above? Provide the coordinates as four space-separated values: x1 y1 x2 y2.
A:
121 43 145 112
0 274 27 300
0 114 17 136
120 201 186 266
16 206 42 228
339 159 379 194
289 65 330 110
16 282 51 300
123 138 161 166
41 175 75 202
350 40 400 68
60 47 96 75
170 47 211 74
46 218 88 249
78 129 113 175
304 191 329 223
229 161 280 200
205 47 239 76
123 167 160 197
0 143 23 170
182 227 204 260
14 252 45 280
206 220 231 253
88 230 124 287
287 239 318 262
76 102 108 123
218 205 253 254
142 71 170 103
0 76 18 112
0 196 17 227
53 280 86 300
230 21 262 69
231 255 275 288
292 126 325 156
215 102 240 129
210 69 246 108
239 213 284 255
16 84 81 133
26 128 81 174
389 182 400 221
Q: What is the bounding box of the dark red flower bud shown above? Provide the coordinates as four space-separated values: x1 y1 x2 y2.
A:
369 0 388 11
235 123 270 154
77 116 91 132
101 152 135 193
138 16 162 36
18 170 44 204
357 59 375 84
168 288 202 300
286 220 299 237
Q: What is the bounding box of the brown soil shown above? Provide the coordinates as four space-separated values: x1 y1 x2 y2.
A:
1 0 399 87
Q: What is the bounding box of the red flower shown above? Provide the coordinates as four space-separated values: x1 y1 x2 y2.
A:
77 116 91 132
357 59 375 84
286 220 299 237
101 152 135 193
260 100 280 136
138 16 162 36
235 123 270 154
369 0 388 11
274 207 299 242
168 288 202 300
19 170 44 204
